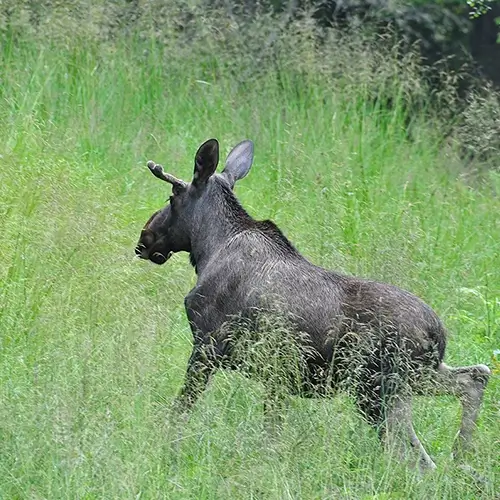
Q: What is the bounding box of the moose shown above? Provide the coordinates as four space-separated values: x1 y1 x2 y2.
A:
135 138 491 472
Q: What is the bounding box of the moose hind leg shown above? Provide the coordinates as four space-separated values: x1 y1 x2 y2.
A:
382 396 437 472
435 362 491 458
355 389 436 472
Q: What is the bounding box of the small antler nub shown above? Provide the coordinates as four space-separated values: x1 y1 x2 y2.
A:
146 160 187 188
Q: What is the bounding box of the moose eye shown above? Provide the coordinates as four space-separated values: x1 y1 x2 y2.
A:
172 185 184 197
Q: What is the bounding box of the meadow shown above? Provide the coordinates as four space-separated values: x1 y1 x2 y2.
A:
0 5 499 498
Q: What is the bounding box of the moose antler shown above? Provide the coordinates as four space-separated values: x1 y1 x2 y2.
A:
146 160 188 188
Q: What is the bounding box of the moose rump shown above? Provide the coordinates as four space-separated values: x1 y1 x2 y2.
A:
136 138 491 473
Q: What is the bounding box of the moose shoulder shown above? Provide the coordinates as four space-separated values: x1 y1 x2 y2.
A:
135 138 490 472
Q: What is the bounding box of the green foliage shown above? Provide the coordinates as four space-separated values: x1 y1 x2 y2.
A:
466 0 500 43
467 0 494 18
0 2 499 498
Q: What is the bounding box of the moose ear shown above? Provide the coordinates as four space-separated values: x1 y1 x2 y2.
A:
193 138 219 187
221 140 254 189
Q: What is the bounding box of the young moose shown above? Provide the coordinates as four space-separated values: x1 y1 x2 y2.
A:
135 139 490 472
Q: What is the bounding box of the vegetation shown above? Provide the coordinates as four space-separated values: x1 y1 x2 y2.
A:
467 0 494 18
0 2 498 498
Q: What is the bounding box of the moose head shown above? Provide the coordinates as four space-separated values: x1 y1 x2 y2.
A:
135 138 254 266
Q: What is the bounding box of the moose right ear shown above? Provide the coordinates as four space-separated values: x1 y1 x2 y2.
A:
221 140 254 189
193 139 219 187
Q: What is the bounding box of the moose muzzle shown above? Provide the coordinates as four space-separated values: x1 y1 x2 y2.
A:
135 243 172 265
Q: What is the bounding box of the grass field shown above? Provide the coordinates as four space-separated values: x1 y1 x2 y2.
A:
0 15 499 499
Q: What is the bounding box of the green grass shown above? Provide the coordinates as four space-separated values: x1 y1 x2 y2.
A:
0 28 499 499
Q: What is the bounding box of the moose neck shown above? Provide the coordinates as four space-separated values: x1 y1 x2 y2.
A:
189 179 253 275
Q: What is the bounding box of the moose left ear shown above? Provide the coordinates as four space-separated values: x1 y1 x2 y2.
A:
221 140 254 189
193 139 219 187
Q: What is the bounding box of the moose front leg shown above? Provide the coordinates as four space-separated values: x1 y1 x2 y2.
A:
174 342 220 413
175 289 228 413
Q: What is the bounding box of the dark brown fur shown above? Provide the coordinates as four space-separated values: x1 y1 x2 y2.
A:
135 139 490 471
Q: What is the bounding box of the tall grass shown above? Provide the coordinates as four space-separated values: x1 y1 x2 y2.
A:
0 3 499 498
